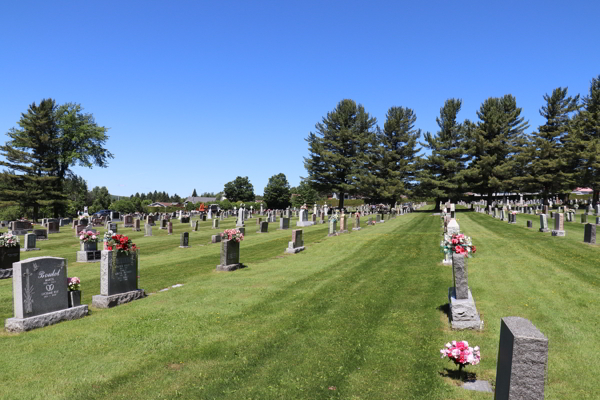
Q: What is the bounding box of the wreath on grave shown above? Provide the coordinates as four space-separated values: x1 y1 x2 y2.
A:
79 230 98 243
0 233 19 247
441 233 476 257
221 228 244 243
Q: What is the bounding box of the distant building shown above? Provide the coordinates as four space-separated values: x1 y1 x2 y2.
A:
184 196 217 205
572 187 593 195
147 202 183 208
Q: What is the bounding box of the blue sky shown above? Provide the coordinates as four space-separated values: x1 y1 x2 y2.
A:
1 1 598 197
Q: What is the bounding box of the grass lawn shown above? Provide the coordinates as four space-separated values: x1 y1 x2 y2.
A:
0 210 598 399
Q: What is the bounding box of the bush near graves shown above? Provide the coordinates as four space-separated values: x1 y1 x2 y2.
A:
0 206 21 221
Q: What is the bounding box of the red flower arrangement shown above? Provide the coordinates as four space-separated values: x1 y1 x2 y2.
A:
104 233 138 254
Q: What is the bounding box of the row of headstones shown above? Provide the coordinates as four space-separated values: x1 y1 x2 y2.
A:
484 205 600 243
441 207 549 398
5 249 144 333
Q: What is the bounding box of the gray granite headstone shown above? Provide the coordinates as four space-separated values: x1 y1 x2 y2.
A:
101 250 138 296
23 233 40 251
12 257 67 318
551 213 565 236
495 317 548 400
133 219 141 231
539 214 549 232
581 213 588 224
144 224 152 237
160 219 168 229
279 217 289 229
211 234 221 243
212 219 219 229
216 240 243 271
258 221 268 233
353 215 361 231
452 253 468 300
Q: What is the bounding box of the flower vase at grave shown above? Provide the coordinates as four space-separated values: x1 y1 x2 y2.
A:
68 290 81 308
81 241 97 252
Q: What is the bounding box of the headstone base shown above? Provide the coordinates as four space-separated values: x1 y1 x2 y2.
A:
179 246 190 249
296 221 314 227
285 246 305 254
339 230 349 234
462 380 493 392
442 259 452 265
0 268 13 279
20 248 41 252
327 233 338 237
448 287 482 330
10 230 30 235
539 228 549 233
211 235 221 243
132 228 141 232
76 250 102 262
124 224 133 228
352 227 361 231
216 263 246 272
5 305 88 333
551 230 566 237
92 289 146 308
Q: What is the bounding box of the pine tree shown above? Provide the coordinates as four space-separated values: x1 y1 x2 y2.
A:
569 75 600 203
304 99 376 209
418 99 470 207
522 87 579 202
466 95 529 203
362 106 421 204
263 173 291 209
192 188 198 197
0 99 66 220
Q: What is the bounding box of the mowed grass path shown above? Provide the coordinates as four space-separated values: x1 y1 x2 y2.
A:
0 210 598 399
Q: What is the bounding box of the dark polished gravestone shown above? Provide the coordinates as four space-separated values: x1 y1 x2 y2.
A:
216 240 246 272
92 250 145 308
123 215 134 228
179 232 190 248
584 223 596 244
4 256 88 332
34 228 48 240
10 220 33 235
0 244 21 278
257 221 268 233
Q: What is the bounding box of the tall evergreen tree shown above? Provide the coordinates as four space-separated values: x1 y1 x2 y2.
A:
192 188 198 197
304 99 376 209
263 173 291 209
418 99 470 207
361 106 421 204
0 99 66 220
569 75 600 203
466 95 529 203
521 87 579 202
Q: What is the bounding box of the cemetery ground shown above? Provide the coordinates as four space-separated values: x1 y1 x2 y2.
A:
0 210 598 399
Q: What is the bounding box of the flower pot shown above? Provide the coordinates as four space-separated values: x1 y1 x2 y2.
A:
68 290 81 307
81 241 98 251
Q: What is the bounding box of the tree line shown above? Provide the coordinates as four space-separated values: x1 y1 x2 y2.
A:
304 75 600 208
